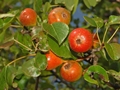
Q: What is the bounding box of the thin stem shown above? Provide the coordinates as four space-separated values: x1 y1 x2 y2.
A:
35 76 40 90
10 25 23 28
102 25 109 43
96 27 102 46
13 39 33 51
107 26 120 43
6 54 36 66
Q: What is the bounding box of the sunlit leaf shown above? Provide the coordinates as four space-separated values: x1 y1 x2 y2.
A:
83 0 97 8
105 43 120 60
72 0 79 14
0 67 8 90
84 16 103 28
14 31 32 49
5 66 17 86
47 36 72 58
33 0 42 13
34 52 47 70
83 0 91 8
22 58 41 77
99 49 108 60
108 70 120 81
93 16 104 28
43 22 69 45
55 0 75 11
108 15 120 25
84 65 109 85
84 16 97 27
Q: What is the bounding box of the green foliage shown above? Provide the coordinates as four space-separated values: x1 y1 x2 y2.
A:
84 65 109 85
0 0 120 90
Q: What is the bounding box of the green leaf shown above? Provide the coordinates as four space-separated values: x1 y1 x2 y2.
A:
5 66 17 86
107 70 120 81
0 40 14 49
0 29 6 43
0 18 3 28
93 16 104 28
83 0 97 8
72 0 79 14
99 49 108 61
22 58 41 77
108 15 120 25
33 0 42 13
55 0 75 11
89 0 97 7
34 52 47 70
105 43 120 60
15 31 32 49
84 16 103 28
84 65 109 85
47 36 72 58
84 16 97 27
0 10 18 43
0 67 8 90
83 0 91 8
43 22 69 45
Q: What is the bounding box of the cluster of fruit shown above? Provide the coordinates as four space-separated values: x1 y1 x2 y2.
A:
19 7 98 82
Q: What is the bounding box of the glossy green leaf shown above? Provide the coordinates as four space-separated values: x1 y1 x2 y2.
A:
0 67 8 90
93 16 104 28
34 52 47 70
84 16 97 27
72 0 79 14
83 0 91 8
47 36 72 58
43 22 69 45
43 2 51 13
84 16 103 28
83 0 97 8
5 66 17 86
105 43 120 60
0 11 18 43
89 0 97 7
33 0 42 13
14 32 32 49
108 15 120 25
84 65 109 85
108 70 120 81
22 58 41 77
17 76 30 90
99 49 108 60
55 0 74 11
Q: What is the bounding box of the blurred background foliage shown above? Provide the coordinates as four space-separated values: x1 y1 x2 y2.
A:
0 0 120 90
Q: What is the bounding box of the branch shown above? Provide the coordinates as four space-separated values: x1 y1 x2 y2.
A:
35 76 40 90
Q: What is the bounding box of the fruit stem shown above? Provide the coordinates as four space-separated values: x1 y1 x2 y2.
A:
102 24 109 43
96 27 102 46
13 38 33 51
107 26 120 43
6 54 36 66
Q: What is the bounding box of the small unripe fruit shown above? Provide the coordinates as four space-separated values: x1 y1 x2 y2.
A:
60 60 82 82
19 8 37 26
